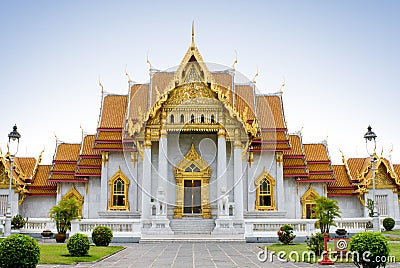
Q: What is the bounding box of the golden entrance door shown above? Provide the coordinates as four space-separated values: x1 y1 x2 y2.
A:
184 179 201 214
173 144 211 219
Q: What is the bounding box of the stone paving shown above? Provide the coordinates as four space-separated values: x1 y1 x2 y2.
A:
37 242 400 268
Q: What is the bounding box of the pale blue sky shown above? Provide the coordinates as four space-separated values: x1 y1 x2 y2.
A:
1 1 399 164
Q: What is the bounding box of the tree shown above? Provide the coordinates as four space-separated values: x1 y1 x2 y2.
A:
314 196 341 234
50 197 80 234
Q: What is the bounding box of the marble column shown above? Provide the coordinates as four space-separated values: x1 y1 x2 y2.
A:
276 152 284 211
100 152 108 211
217 127 227 216
141 129 152 219
234 130 244 219
158 128 168 216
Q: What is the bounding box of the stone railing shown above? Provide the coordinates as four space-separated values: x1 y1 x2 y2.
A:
245 217 381 238
18 218 141 238
70 218 141 237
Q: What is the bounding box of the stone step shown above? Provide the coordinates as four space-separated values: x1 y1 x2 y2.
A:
170 218 215 234
140 234 245 243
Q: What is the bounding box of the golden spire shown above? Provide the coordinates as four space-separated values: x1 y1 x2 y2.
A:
191 20 195 49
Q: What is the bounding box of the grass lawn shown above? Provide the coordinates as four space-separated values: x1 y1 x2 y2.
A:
383 230 400 236
39 244 124 264
266 241 400 264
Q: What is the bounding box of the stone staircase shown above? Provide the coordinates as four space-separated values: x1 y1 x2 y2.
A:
170 218 215 234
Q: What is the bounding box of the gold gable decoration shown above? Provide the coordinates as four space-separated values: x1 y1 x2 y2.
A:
62 185 84 217
356 156 400 195
175 144 210 172
300 184 320 219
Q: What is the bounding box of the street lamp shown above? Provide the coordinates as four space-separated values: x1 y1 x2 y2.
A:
4 125 21 237
363 125 379 232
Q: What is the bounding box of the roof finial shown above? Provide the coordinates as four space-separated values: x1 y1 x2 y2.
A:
232 50 238 70
99 79 104 96
279 78 286 93
253 67 259 83
191 20 195 49
125 65 132 84
146 52 152 72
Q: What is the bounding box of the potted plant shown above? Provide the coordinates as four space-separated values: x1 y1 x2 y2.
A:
49 198 80 242
11 214 28 232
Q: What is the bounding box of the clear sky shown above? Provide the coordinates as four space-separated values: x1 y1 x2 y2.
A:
1 0 399 165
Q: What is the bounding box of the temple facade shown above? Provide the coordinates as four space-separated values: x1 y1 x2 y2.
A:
2 31 400 237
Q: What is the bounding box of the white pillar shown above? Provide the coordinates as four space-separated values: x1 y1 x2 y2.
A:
100 152 108 211
158 128 168 216
234 131 243 219
141 130 152 219
276 152 284 211
217 128 227 216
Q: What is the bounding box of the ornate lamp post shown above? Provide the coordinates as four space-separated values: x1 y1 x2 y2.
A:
4 125 21 237
364 125 379 232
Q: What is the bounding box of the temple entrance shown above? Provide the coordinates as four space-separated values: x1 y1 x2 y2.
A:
174 144 211 219
184 179 201 214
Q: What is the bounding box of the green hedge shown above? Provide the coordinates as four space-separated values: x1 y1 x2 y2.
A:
0 234 40 268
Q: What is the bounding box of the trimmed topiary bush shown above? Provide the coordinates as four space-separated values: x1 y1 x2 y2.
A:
306 232 324 256
92 226 113 246
277 224 296 245
67 233 90 256
383 217 395 231
349 232 389 268
0 233 40 268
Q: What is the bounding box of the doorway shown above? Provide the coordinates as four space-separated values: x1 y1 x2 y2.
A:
184 179 201 214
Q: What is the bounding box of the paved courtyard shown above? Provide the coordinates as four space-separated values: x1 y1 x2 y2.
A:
38 242 400 268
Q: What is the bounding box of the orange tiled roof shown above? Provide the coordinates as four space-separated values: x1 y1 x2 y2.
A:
129 84 149 121
54 144 81 162
284 135 303 156
299 143 334 181
257 95 286 129
81 135 101 156
29 165 55 188
14 157 36 178
50 143 86 182
234 85 255 121
151 72 174 107
394 164 400 178
327 165 357 196
329 165 353 188
346 158 369 180
284 158 306 166
213 72 232 90
78 158 102 167
99 95 128 129
75 168 101 176
304 144 330 162
96 131 123 141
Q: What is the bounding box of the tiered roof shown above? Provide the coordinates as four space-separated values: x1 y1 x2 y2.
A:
94 95 128 151
302 143 335 182
49 143 84 182
283 134 308 178
328 154 400 196
76 135 102 177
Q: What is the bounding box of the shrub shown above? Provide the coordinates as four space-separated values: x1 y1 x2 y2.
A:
0 234 40 268
383 217 395 231
306 232 324 256
92 226 113 246
277 224 296 245
11 214 28 229
349 232 389 268
67 233 90 256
